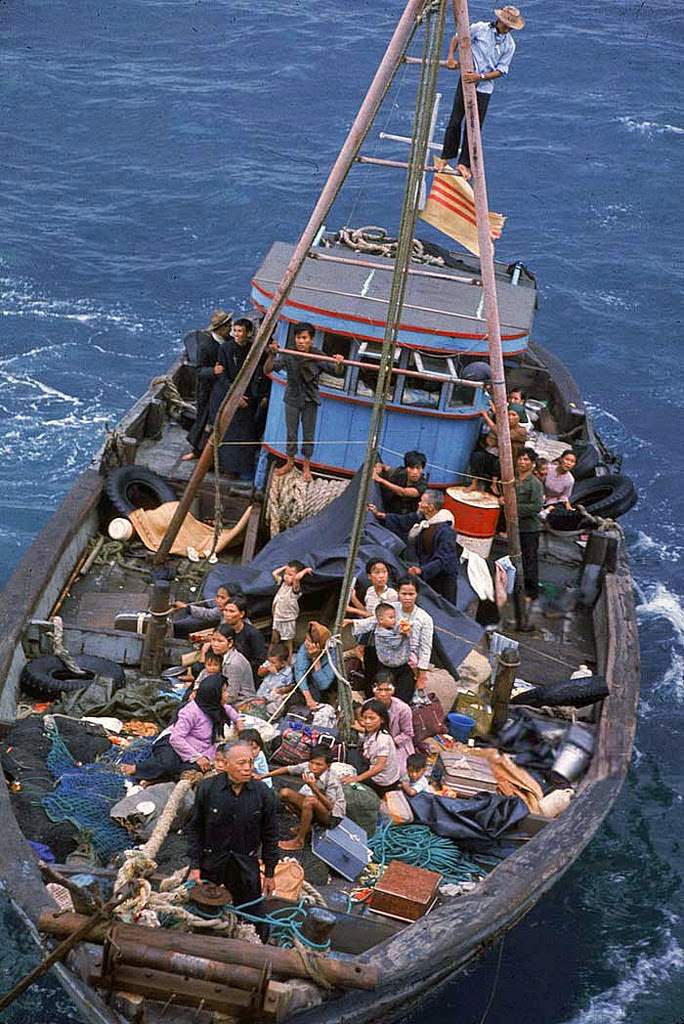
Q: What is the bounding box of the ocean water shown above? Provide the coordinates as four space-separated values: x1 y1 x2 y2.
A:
1 0 682 1021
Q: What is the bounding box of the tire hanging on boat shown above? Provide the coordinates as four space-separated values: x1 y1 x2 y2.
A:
105 466 177 516
570 473 638 519
20 655 126 700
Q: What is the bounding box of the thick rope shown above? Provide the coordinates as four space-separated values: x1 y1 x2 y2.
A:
150 375 196 418
49 616 88 677
329 225 445 266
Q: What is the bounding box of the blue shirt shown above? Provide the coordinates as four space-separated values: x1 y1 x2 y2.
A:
294 643 335 697
469 21 516 94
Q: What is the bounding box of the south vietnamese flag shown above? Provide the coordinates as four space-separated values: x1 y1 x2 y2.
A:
419 168 506 256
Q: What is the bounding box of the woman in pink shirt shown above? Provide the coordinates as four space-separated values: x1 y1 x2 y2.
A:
127 674 239 783
372 673 415 775
543 450 577 509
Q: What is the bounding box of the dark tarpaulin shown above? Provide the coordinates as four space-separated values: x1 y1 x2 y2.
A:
409 791 529 854
204 469 483 676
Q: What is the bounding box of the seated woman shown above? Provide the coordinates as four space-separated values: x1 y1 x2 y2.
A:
372 672 415 775
209 624 256 705
294 621 335 711
350 602 418 704
346 558 398 618
171 585 231 639
123 675 239 784
342 699 401 796
543 449 577 510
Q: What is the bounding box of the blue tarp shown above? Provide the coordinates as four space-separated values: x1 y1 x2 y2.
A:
205 470 483 676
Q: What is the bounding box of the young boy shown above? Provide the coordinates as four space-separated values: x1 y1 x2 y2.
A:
267 322 344 482
400 752 432 797
256 643 294 714
347 602 412 669
271 560 313 656
258 745 347 851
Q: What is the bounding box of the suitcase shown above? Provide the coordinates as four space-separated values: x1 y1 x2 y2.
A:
431 750 498 797
411 692 446 744
368 861 441 922
311 816 372 882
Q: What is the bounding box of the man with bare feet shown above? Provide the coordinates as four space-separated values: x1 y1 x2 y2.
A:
435 6 524 179
258 745 346 851
266 322 344 482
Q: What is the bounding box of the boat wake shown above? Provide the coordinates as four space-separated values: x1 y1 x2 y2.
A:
617 116 684 137
637 584 684 647
561 924 684 1024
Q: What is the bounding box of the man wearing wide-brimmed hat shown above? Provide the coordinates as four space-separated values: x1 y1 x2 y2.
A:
182 308 233 460
436 6 525 180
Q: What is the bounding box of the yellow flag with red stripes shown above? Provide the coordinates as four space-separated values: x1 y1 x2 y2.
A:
419 168 505 256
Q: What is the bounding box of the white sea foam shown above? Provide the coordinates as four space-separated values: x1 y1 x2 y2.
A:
637 584 684 646
562 930 684 1024
618 116 684 136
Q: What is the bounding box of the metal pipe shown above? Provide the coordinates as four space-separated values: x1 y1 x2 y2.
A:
308 249 479 286
268 345 483 387
379 130 443 151
453 0 526 627
358 153 461 174
153 0 427 566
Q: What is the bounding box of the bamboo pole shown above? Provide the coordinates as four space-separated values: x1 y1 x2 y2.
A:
331 0 449 738
452 0 527 627
153 0 427 566
268 345 483 388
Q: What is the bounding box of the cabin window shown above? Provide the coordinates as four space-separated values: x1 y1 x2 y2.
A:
355 340 397 401
400 352 455 409
446 381 478 409
320 332 351 390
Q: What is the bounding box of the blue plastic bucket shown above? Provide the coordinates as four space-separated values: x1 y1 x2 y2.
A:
447 712 476 743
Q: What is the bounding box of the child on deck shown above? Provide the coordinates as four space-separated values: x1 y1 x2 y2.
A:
347 602 413 669
342 699 401 797
400 752 432 797
266 322 344 482
240 728 272 788
258 745 347 850
271 561 313 657
256 643 294 714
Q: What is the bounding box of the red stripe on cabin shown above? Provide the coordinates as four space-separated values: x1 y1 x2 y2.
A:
250 281 528 343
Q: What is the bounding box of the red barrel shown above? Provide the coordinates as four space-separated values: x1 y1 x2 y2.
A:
444 487 500 538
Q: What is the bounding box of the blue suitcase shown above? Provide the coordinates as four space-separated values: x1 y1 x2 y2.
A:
311 816 371 882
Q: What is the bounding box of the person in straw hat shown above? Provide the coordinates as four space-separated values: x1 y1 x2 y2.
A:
182 308 233 460
435 5 525 180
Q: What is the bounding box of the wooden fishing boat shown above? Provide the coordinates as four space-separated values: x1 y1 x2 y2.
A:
0 0 640 1021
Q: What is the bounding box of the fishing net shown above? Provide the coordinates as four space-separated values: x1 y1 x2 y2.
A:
41 728 157 863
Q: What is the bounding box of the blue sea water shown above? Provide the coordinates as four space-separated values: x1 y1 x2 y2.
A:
1 0 682 1021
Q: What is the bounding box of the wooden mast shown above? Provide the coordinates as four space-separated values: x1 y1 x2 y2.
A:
452 0 526 624
152 0 427 566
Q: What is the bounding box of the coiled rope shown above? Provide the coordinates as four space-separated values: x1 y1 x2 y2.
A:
368 821 487 885
328 225 445 267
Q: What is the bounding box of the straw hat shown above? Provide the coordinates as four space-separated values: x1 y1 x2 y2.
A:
207 308 233 332
495 5 525 29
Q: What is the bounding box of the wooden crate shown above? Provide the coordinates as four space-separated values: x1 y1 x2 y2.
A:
368 861 441 922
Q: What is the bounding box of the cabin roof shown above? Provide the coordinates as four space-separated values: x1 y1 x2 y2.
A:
252 241 537 341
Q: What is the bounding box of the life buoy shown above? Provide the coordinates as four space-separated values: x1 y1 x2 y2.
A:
20 655 126 700
570 474 637 519
105 466 177 516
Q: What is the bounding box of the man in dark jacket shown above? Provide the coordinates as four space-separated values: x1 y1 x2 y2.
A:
182 309 233 460
185 742 279 937
370 490 462 604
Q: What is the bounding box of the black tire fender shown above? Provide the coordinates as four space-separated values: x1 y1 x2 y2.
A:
570 473 638 519
105 466 177 516
20 655 126 700
571 441 600 481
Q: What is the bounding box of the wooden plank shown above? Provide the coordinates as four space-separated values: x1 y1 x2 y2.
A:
241 504 262 564
75 592 150 631
91 965 255 1013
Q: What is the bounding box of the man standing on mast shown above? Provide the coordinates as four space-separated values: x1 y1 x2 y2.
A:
435 5 525 179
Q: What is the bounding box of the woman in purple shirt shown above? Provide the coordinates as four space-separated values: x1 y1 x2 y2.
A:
543 450 577 509
372 673 415 775
126 674 239 784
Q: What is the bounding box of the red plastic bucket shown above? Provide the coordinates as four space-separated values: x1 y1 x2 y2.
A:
444 487 500 539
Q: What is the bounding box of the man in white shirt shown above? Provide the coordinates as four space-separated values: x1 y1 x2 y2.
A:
436 5 525 179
